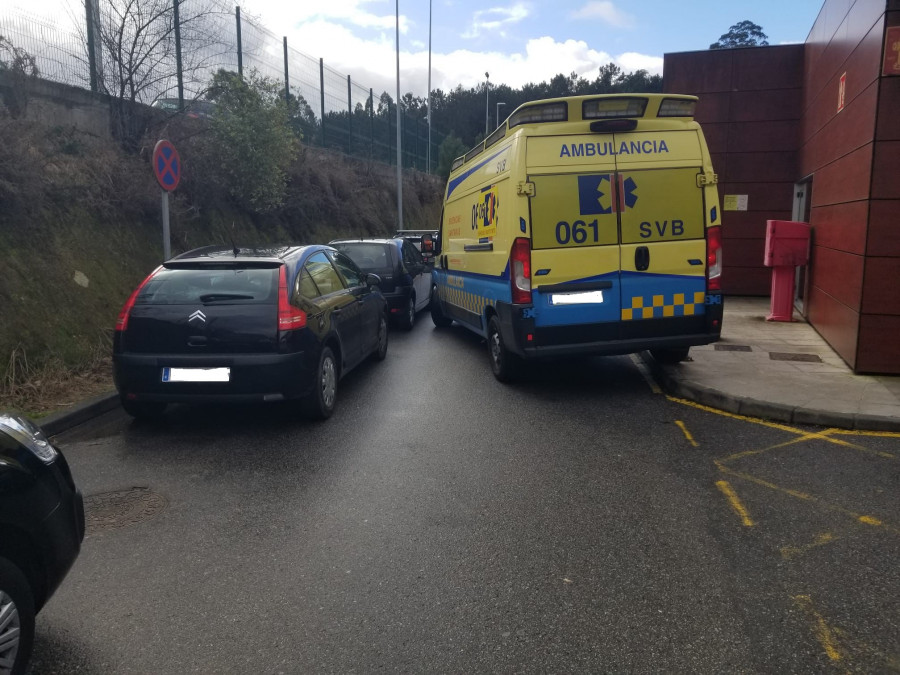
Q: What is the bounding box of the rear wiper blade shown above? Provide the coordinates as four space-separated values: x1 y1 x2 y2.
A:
199 293 255 302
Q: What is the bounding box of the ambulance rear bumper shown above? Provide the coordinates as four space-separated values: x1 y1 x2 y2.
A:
495 297 723 359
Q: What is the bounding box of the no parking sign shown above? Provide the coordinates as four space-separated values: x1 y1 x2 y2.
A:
152 139 181 259
152 139 181 191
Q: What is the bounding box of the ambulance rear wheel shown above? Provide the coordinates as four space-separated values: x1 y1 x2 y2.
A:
488 316 520 382
431 294 453 328
650 347 690 365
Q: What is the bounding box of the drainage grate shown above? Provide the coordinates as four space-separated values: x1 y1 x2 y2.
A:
715 344 752 352
84 488 168 534
769 352 822 363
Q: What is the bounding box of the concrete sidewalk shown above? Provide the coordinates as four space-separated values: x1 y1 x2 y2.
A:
640 296 900 431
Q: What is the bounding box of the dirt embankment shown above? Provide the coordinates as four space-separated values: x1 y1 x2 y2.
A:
0 117 444 415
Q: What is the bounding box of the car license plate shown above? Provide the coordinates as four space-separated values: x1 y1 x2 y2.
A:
550 290 604 305
162 367 230 382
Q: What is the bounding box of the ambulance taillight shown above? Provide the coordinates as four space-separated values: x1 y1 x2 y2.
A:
510 237 532 304
707 226 722 291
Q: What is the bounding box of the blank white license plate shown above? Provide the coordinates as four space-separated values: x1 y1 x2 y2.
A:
162 367 230 383
550 290 604 305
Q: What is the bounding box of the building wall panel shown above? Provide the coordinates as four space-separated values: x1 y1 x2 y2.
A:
861 258 900 314
866 200 900 256
807 284 860 368
810 201 869 254
856 315 900 373
810 245 865 312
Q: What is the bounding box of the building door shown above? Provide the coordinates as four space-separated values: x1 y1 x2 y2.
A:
791 179 812 315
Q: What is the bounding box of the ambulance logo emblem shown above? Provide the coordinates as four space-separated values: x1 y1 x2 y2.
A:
577 174 638 215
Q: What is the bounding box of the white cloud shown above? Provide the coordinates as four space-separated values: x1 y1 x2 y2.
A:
570 1 633 28
462 3 530 39
615 52 663 74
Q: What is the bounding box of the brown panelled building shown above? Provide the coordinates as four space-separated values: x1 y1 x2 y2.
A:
664 0 900 374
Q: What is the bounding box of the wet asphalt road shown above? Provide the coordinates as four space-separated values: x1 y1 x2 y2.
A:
30 315 900 673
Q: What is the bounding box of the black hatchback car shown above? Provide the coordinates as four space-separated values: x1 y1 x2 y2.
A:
113 245 388 420
330 238 432 330
0 412 85 675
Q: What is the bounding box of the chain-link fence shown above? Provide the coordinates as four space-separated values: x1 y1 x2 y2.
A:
1 1 443 172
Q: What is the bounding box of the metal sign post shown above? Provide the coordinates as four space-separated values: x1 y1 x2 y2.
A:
152 140 181 260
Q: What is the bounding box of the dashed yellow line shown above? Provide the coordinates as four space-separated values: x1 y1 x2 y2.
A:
674 420 698 447
715 480 754 527
793 595 843 662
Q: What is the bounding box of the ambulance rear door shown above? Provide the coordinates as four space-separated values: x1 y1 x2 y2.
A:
613 129 709 338
527 137 622 341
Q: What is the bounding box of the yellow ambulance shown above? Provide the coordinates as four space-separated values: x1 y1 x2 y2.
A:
430 93 723 381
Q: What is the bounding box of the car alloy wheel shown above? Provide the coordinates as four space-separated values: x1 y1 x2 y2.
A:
0 589 22 670
320 352 336 410
402 297 416 331
0 557 34 675
371 314 388 361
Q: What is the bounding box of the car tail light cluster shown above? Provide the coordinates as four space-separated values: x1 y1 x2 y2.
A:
510 237 532 305
707 225 722 291
115 266 162 332
278 266 307 330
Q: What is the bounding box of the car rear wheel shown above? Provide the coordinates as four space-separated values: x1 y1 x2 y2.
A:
431 290 452 328
400 297 416 331
121 398 167 420
650 347 690 365
488 316 520 382
303 346 337 420
0 556 35 675
371 314 389 361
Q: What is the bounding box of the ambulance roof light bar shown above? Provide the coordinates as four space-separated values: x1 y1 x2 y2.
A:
658 97 697 118
583 97 648 120
508 101 568 130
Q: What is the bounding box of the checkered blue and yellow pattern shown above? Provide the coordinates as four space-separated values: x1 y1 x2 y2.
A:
622 291 705 320
440 285 488 317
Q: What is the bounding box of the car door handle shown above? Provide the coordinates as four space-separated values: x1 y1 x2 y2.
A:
635 246 650 271
332 308 343 316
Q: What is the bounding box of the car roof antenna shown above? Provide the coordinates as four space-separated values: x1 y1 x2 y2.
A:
230 222 239 256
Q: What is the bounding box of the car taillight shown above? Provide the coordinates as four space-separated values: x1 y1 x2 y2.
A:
707 225 722 291
278 266 307 330
115 266 162 332
510 237 532 305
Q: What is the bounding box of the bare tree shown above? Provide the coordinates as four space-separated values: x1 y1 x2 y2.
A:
82 0 234 147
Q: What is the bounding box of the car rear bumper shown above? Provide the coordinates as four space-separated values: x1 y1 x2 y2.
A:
113 351 315 403
495 294 724 359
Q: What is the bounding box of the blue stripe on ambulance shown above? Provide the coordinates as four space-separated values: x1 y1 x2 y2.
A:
618 272 707 321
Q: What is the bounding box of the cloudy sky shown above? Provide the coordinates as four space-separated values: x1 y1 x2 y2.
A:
239 0 823 96
8 0 823 98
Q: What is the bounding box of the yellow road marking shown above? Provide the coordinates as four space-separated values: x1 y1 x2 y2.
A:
674 420 698 447
793 595 843 662
780 532 837 560
715 480 754 527
716 463 900 536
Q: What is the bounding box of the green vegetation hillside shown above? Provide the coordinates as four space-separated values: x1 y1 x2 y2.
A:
0 114 443 411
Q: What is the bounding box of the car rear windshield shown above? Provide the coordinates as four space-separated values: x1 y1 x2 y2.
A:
136 267 278 305
332 243 392 273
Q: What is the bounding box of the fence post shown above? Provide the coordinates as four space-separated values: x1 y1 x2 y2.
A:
85 0 102 93
283 37 290 103
174 0 184 110
235 6 243 79
347 75 352 157
319 58 325 147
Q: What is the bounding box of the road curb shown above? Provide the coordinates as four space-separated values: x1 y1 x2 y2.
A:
637 352 900 432
39 391 120 437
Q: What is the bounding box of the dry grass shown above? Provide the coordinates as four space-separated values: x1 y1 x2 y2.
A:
0 345 114 418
